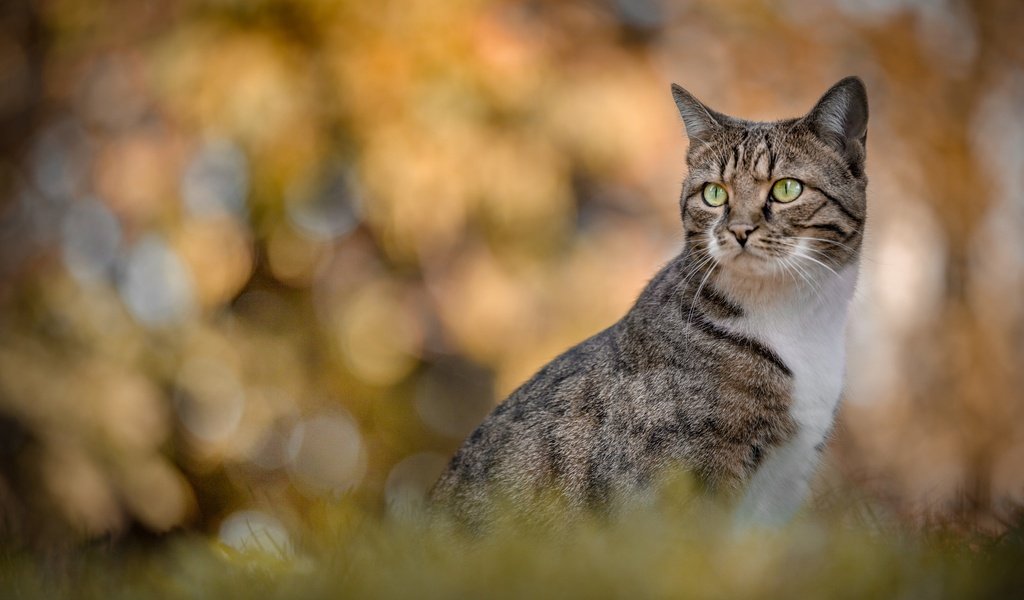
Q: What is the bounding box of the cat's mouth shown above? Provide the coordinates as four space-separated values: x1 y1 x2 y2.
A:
728 247 769 265
716 242 791 277
716 236 767 260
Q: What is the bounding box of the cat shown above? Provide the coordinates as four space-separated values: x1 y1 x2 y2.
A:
430 77 868 529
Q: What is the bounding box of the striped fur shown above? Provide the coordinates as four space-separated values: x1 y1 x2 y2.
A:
431 77 869 529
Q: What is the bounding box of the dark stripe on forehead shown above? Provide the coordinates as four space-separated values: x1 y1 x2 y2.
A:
717 148 730 177
750 143 766 174
736 130 752 169
722 137 739 180
690 316 792 377
751 134 775 180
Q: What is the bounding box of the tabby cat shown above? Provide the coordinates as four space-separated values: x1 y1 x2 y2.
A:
431 77 869 528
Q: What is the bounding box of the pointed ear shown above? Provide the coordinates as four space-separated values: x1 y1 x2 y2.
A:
671 83 725 142
802 76 868 162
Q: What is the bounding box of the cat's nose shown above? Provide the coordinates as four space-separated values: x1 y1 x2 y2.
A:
729 224 758 247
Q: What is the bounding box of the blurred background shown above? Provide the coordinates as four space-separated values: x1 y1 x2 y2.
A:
0 0 1021 549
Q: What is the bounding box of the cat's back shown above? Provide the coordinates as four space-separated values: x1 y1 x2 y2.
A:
428 263 686 517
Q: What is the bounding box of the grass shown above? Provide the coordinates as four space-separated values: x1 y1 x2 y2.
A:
3 479 1024 599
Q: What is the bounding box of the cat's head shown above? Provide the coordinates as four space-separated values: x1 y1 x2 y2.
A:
672 77 868 283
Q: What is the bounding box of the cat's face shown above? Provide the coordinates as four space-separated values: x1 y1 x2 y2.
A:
674 78 868 282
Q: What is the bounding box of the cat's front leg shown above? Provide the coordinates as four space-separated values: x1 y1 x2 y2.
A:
733 431 824 527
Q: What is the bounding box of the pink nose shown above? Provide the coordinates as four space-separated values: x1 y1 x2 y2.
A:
729 224 757 247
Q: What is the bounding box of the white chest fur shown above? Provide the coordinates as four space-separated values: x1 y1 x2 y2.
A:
725 261 860 526
740 263 857 436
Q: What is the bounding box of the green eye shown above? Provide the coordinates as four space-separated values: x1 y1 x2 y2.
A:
702 183 728 207
771 178 803 203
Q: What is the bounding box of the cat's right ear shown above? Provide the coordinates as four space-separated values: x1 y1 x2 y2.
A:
671 84 724 142
801 76 869 164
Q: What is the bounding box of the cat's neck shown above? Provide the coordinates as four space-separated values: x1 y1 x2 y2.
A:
697 255 860 319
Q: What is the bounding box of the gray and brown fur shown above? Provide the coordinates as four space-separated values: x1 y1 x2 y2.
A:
431 77 869 527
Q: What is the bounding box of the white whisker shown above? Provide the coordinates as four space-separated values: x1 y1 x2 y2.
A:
777 255 801 288
781 241 841 265
793 251 840 278
784 255 824 302
681 252 716 284
788 236 857 253
686 262 718 330
773 239 841 278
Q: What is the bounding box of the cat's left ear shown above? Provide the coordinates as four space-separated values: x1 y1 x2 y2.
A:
671 83 728 142
802 76 868 164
